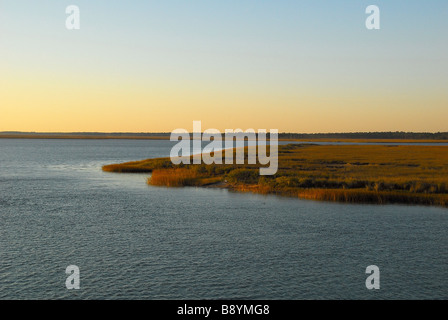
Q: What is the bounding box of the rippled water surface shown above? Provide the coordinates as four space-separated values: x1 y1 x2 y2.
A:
0 139 447 299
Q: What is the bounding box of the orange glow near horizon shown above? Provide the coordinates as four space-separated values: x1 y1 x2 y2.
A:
1 70 447 133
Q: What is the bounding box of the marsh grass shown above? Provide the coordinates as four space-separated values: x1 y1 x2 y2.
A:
148 168 203 187
103 144 448 207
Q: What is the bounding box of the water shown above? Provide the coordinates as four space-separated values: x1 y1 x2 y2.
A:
0 139 447 300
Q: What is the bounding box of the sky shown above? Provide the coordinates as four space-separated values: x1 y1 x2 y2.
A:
0 0 447 133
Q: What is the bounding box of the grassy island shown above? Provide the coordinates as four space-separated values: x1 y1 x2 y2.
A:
103 144 448 207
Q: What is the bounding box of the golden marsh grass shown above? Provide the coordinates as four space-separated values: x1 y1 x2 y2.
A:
103 144 448 207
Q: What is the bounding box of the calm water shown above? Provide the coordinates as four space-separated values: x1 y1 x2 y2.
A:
0 139 447 300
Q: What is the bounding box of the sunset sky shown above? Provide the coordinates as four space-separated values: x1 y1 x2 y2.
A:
1 0 447 133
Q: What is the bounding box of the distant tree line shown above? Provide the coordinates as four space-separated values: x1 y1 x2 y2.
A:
1 131 448 140
277 132 448 140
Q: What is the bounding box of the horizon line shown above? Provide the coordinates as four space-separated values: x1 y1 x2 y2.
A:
1 131 448 135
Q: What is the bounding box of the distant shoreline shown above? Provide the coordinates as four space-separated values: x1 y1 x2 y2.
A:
1 132 448 143
0 134 171 140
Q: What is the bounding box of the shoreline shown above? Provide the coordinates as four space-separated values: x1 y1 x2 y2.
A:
196 181 448 208
2 133 448 143
0 134 171 140
103 144 448 208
